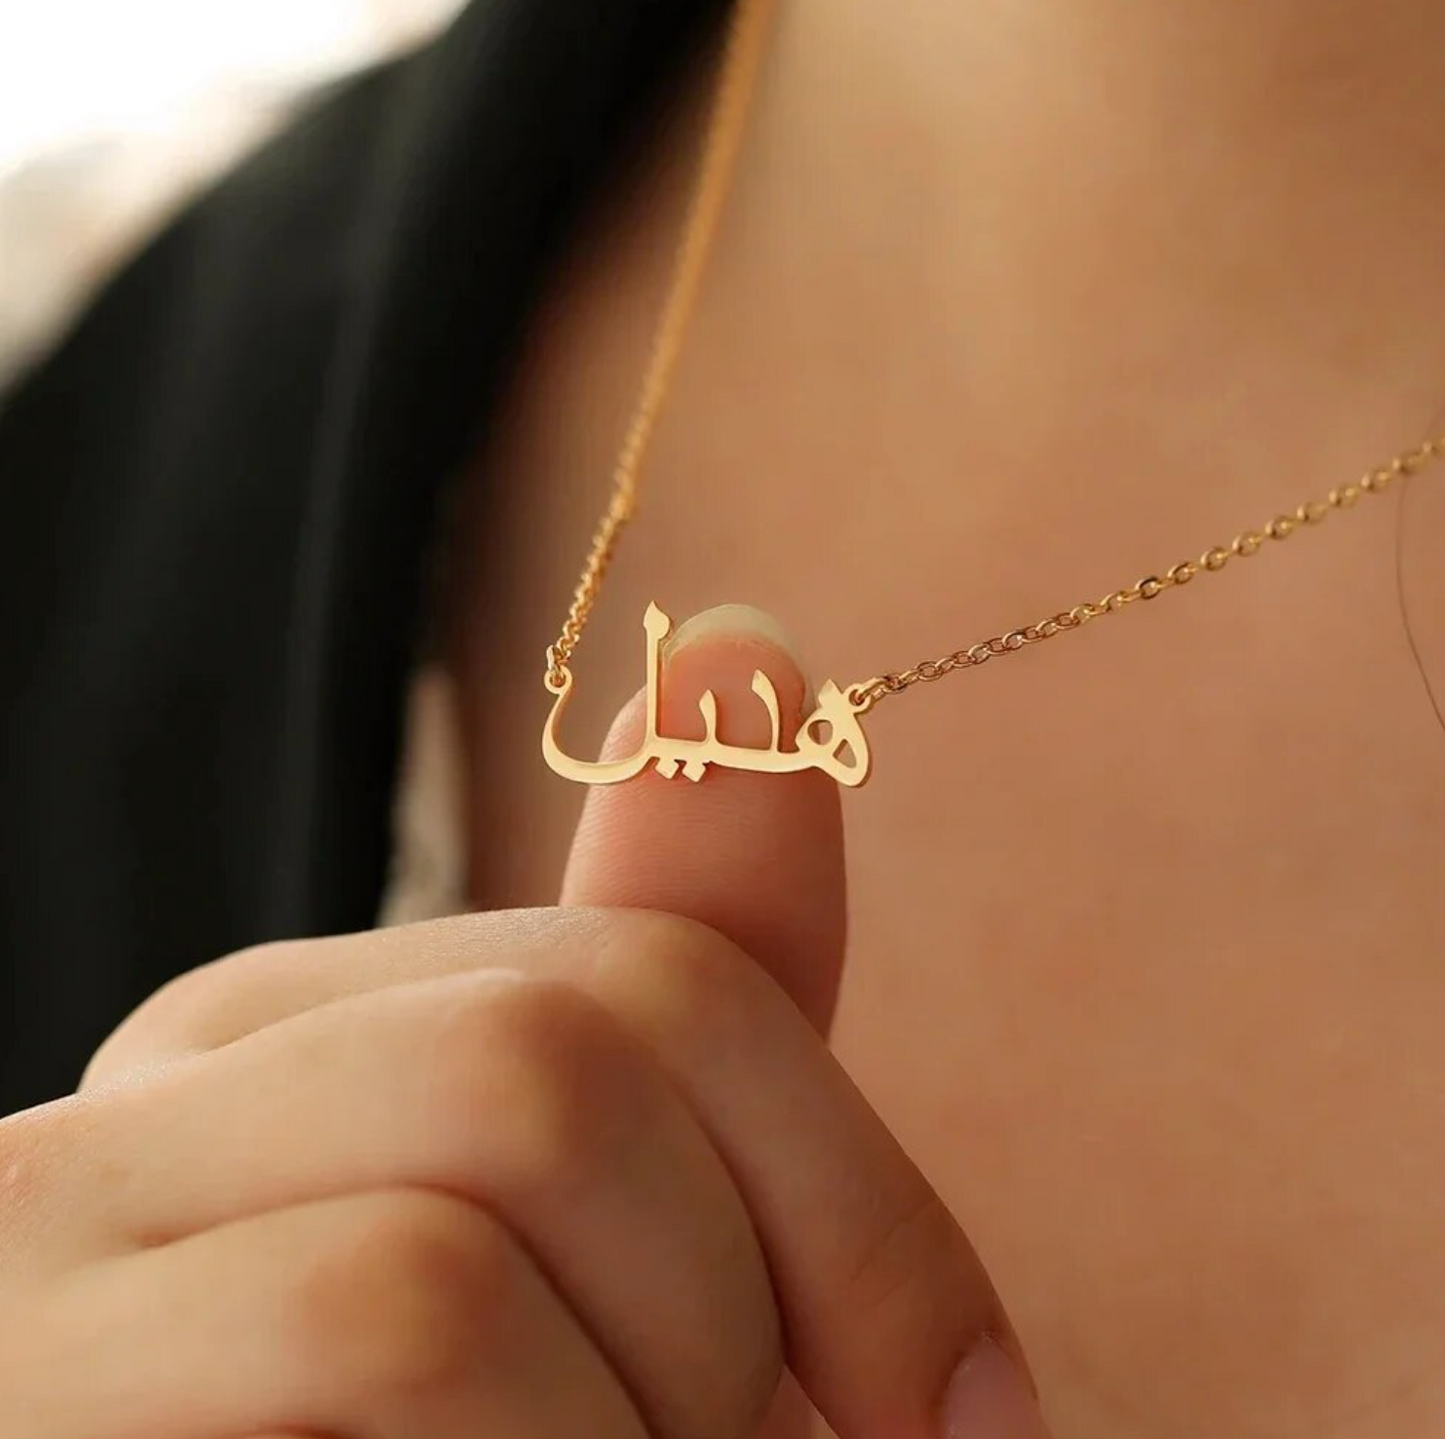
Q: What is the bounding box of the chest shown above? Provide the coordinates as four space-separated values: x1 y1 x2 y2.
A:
457 397 1445 1433
446 106 1445 1431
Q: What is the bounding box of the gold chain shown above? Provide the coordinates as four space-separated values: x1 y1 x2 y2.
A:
545 0 1445 714
544 0 775 693
847 438 1444 710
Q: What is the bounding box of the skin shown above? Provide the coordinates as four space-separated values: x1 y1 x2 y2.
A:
451 1 1445 1435
5 4 1443 1436
0 633 1037 1437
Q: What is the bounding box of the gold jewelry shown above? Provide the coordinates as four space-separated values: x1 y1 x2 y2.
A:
542 0 1445 789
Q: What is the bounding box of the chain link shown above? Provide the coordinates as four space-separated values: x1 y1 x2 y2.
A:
846 436 1445 713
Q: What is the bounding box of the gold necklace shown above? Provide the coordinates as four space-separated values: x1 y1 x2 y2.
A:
541 0 1444 789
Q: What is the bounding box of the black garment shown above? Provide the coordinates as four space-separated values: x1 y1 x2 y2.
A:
0 0 724 1114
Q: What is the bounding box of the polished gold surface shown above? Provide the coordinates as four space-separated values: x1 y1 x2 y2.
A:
544 603 872 786
542 0 1445 783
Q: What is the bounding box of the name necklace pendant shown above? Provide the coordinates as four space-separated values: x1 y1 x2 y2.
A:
540 0 1445 791
544 603 875 789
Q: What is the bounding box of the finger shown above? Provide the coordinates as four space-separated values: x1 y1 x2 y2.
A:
89 911 1043 1439
552 917 1046 1439
244 1433 341 1439
82 606 843 1086
560 604 847 1031
10 1189 646 1439
92 968 780 1439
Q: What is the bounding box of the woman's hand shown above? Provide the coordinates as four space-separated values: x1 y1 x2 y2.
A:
0 618 1050 1438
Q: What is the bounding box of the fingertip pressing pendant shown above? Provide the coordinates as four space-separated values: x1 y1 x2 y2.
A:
542 603 874 788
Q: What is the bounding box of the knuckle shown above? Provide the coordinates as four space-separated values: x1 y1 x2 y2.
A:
83 939 311 1087
1 1094 149 1281
593 909 770 1054
423 974 647 1202
290 1190 510 1405
0 1100 71 1233
840 1174 959 1322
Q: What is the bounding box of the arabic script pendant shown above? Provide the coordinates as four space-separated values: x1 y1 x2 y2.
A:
542 603 874 788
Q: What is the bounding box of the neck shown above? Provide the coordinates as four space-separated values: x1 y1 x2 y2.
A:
753 0 1445 465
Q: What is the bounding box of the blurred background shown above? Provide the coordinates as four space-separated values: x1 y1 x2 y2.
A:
0 0 465 390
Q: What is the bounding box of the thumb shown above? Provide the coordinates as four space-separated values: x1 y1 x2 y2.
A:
560 604 846 1033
